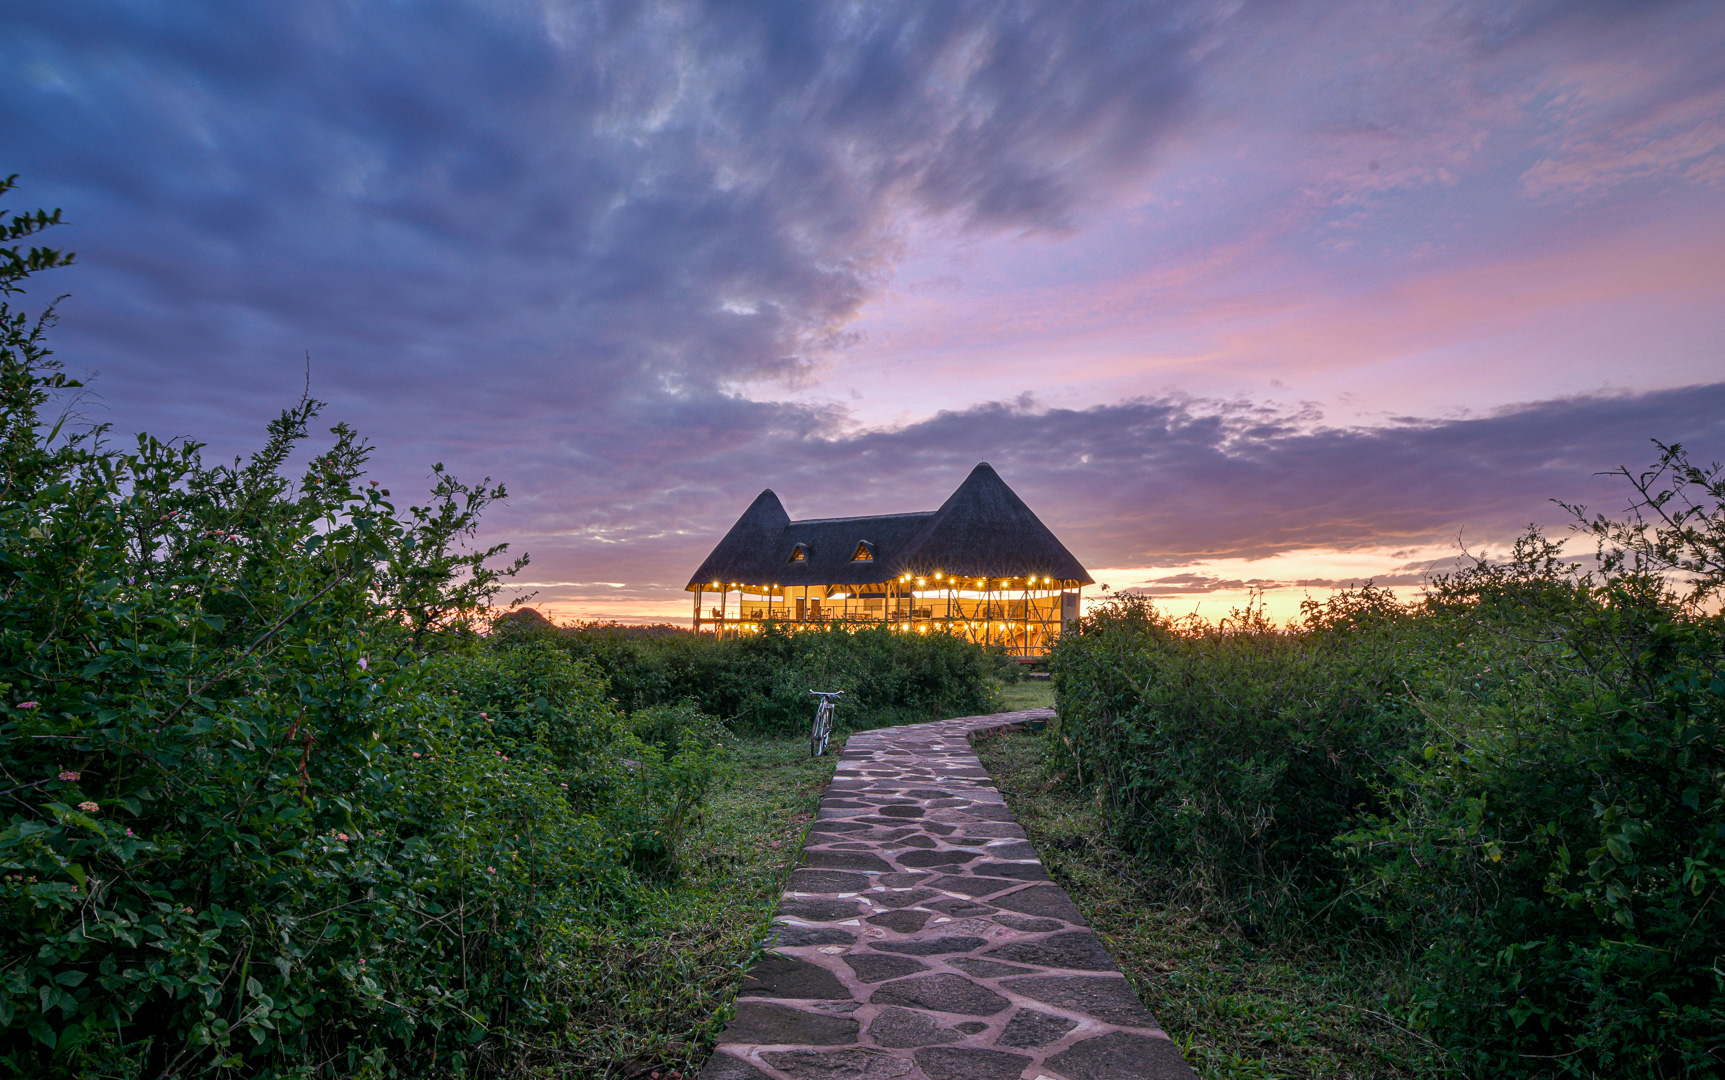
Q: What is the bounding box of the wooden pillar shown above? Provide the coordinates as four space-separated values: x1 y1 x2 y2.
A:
694 588 702 634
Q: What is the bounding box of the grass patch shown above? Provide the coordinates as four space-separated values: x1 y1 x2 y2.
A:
995 678 1055 712
555 737 834 1078
973 730 1451 1080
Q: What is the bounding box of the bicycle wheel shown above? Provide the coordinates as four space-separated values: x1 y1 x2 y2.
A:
811 705 831 757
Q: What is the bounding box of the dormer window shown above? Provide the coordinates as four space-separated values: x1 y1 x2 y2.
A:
851 541 874 562
787 543 808 564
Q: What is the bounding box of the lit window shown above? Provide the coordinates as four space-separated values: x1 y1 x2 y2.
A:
851 541 874 561
787 544 807 564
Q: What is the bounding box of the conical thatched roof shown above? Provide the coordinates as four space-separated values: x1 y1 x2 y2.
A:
685 463 1091 591
686 488 790 588
896 463 1091 583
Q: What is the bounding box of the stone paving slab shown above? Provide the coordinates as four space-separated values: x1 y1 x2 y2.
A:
701 708 1195 1080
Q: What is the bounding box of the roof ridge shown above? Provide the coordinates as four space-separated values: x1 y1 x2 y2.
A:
789 510 935 525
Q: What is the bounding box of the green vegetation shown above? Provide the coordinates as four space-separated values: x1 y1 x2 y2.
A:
996 677 1054 713
975 729 1442 1079
532 737 835 1077
1045 452 1725 1079
505 614 1011 736
0 179 993 1078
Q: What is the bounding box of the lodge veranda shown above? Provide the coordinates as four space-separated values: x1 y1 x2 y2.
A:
687 463 1092 659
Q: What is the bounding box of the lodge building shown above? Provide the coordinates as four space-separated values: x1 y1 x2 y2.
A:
686 463 1092 659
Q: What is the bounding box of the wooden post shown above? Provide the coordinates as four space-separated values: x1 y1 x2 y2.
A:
694 588 702 634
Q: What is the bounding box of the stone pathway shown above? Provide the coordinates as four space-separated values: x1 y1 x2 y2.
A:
701 708 1194 1080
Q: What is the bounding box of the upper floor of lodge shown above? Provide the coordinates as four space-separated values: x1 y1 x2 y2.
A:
686 462 1093 596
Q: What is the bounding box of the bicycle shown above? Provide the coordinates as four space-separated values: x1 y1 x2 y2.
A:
808 690 843 757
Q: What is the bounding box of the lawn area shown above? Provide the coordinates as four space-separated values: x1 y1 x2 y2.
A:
972 729 1452 1080
995 677 1055 712
555 737 834 1078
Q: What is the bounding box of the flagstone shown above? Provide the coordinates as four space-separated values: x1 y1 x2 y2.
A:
698 707 1194 1080
842 953 930 983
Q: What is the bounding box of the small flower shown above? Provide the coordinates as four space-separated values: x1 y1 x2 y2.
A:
78 801 99 812
412 752 421 758
58 770 80 782
337 832 350 842
358 656 369 671
559 783 568 789
125 828 135 838
18 701 38 710
486 866 496 874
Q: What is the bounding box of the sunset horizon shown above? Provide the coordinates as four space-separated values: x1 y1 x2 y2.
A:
6 0 1722 628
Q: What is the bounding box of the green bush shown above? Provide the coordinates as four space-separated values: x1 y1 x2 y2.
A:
1050 452 1725 1077
1048 589 1419 921
515 618 1008 736
0 179 723 1077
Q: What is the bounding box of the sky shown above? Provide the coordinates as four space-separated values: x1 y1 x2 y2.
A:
4 0 1723 624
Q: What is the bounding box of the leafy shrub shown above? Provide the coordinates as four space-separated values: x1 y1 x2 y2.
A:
509 618 1008 736
1049 590 1419 920
610 728 732 879
1049 447 1725 1077
0 178 721 1078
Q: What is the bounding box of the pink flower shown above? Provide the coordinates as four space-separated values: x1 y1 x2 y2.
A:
17 702 38 710
78 801 99 812
486 866 496 874
58 770 80 782
412 752 421 758
337 832 350 842
125 828 134 838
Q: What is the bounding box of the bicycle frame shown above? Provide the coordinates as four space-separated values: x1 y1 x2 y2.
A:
808 689 843 757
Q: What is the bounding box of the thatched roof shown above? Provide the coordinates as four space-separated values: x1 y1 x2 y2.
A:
686 463 1092 591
